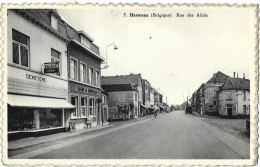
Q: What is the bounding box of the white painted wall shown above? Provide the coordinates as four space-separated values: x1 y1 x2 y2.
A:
7 10 68 80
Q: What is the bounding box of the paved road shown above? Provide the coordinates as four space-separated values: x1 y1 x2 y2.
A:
29 111 246 159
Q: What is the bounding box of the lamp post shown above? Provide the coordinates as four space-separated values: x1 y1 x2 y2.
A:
101 43 118 69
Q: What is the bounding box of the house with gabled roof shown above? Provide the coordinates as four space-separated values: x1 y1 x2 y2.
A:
101 75 139 121
218 73 250 118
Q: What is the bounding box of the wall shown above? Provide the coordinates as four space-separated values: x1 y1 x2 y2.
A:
237 90 250 115
7 10 68 99
68 43 101 87
8 10 68 79
204 86 220 113
108 91 134 107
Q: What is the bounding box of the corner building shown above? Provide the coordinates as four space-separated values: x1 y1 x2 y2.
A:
7 9 75 140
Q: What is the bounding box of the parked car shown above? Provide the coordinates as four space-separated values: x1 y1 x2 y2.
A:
185 106 192 114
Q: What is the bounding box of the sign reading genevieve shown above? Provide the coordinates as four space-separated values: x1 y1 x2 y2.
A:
44 62 59 73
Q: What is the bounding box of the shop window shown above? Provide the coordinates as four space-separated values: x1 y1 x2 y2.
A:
70 57 78 80
51 15 58 30
71 96 78 117
96 70 100 87
39 109 62 129
89 67 94 85
12 29 29 67
8 106 34 131
51 49 61 76
89 98 94 116
81 97 87 117
80 63 86 83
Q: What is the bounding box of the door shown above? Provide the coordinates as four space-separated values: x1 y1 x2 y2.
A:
227 107 232 118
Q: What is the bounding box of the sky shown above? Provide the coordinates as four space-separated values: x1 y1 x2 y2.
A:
57 5 256 105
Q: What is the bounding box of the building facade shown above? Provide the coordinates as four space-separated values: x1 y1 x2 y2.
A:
141 79 151 115
218 76 250 118
101 76 139 121
7 9 75 140
66 24 104 129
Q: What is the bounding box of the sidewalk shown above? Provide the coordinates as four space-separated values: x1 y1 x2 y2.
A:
192 111 223 119
8 122 112 151
9 113 163 151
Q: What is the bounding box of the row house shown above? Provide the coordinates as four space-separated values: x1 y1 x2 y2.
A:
7 9 75 140
219 74 250 118
66 24 105 129
141 79 151 115
101 75 139 120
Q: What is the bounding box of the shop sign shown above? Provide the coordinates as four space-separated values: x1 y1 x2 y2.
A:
44 62 59 73
26 74 46 83
88 89 98 95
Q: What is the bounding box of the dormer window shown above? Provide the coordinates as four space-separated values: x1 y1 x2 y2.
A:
51 15 58 30
80 35 90 48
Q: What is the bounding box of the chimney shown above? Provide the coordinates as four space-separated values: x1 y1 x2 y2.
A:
237 73 238 78
243 73 245 79
233 72 235 78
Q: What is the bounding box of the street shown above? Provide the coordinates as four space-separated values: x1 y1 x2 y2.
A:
11 111 247 159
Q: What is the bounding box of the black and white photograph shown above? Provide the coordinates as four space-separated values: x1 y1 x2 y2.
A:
1 3 259 166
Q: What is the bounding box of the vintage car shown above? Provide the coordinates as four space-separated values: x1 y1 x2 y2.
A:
185 106 192 114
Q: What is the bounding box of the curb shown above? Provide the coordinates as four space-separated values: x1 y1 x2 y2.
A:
8 125 113 151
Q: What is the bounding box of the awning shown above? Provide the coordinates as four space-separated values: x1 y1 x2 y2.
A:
140 104 147 109
151 105 160 111
8 94 76 109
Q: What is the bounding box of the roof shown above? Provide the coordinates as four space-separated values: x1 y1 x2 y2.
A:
11 9 69 42
206 71 229 85
222 77 250 91
123 73 142 85
101 76 134 92
101 75 133 85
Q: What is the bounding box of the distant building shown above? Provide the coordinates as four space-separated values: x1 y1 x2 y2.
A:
141 79 151 115
192 71 229 115
101 75 139 120
218 74 250 118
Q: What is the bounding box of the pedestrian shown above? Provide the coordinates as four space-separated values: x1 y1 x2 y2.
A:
154 111 157 118
108 116 112 125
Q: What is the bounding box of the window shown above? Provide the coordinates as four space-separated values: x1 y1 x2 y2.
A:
89 98 94 116
12 29 29 67
51 49 61 76
227 92 231 99
51 15 58 30
96 70 100 87
102 95 106 105
213 90 217 97
71 96 78 117
80 36 90 48
213 101 216 105
89 67 94 85
81 97 87 117
70 58 77 80
243 91 246 101
80 63 86 83
135 93 138 102
243 105 246 114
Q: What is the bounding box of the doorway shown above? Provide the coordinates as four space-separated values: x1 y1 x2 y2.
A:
227 105 232 118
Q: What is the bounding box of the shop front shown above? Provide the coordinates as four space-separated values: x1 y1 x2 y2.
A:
7 66 73 141
69 82 102 129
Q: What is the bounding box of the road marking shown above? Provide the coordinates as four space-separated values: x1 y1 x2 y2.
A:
10 117 154 159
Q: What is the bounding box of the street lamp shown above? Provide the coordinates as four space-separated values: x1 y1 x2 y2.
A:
101 43 118 69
